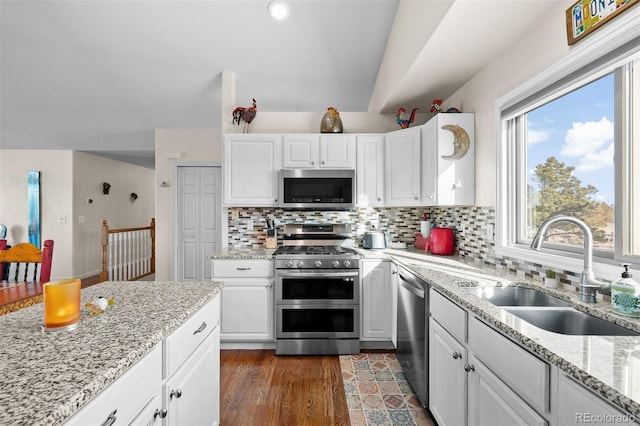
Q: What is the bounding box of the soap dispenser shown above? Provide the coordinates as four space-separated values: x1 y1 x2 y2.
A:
611 264 640 317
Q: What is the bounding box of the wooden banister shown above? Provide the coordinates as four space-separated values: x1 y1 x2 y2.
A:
100 218 155 282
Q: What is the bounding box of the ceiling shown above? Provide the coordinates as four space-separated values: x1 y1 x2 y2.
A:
0 0 559 169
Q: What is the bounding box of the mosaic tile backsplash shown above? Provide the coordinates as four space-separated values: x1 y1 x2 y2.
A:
227 206 600 293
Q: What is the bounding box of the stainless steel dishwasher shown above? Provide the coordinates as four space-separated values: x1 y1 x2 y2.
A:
396 265 429 407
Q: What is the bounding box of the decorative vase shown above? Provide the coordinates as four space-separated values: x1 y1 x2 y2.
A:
320 107 343 133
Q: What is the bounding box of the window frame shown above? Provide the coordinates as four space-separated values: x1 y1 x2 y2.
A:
496 11 640 281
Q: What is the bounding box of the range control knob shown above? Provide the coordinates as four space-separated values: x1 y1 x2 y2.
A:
314 260 322 268
297 261 305 268
332 261 340 268
284 261 293 268
343 260 352 268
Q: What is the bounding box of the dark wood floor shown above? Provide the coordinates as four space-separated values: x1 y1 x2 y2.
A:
220 350 350 426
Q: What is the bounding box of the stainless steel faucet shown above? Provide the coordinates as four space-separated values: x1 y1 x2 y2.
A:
530 215 610 303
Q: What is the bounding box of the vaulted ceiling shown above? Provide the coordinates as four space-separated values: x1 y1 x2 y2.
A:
0 0 559 168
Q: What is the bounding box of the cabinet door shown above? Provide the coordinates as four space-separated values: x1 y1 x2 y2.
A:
165 327 220 426
429 318 467 426
556 374 630 426
356 135 384 206
361 260 393 340
468 354 547 426
282 134 319 168
129 392 163 426
435 113 475 206
421 119 438 205
223 135 280 206
319 134 356 168
220 279 274 341
385 127 421 206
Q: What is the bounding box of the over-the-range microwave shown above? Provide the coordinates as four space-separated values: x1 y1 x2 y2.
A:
279 169 355 210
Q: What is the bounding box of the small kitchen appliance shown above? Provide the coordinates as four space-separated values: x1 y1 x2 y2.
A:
273 223 360 355
425 227 455 255
362 231 387 249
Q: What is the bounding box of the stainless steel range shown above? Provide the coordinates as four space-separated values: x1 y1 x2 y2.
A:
274 224 360 355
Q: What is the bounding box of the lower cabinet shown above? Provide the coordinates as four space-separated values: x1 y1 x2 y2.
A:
212 259 275 342
64 296 221 426
360 259 394 341
429 318 467 426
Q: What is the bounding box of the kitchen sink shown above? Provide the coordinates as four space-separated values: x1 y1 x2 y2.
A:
463 286 571 307
503 307 640 336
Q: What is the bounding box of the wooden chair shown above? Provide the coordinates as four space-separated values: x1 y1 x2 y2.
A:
0 240 54 284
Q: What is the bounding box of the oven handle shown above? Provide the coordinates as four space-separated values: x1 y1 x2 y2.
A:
276 270 359 279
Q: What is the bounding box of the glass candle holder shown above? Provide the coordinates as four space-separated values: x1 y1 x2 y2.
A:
43 279 81 332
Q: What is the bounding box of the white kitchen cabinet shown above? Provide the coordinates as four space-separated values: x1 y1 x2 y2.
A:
356 134 384 207
282 134 355 169
165 327 220 426
429 317 467 426
384 127 421 206
223 134 280 206
468 354 547 426
65 295 221 426
556 373 632 426
421 113 475 206
360 259 393 340
212 259 275 343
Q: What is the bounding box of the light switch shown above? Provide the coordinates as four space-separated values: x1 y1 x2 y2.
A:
486 224 494 241
58 215 67 223
247 219 254 231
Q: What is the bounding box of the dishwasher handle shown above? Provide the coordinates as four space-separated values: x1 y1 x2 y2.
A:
399 271 425 299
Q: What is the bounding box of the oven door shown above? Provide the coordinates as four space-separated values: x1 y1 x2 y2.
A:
275 270 359 304
276 304 360 339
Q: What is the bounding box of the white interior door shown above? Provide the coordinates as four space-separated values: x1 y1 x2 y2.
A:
177 166 222 281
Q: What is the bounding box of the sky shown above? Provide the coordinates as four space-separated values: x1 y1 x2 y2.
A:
526 73 614 205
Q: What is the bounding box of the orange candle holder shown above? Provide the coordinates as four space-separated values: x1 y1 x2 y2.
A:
42 279 81 332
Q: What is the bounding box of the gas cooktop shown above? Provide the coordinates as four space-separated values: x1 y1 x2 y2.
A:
274 245 358 256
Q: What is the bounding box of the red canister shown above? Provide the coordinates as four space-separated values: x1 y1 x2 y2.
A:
425 227 455 255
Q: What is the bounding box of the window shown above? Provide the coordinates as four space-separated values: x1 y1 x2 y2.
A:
497 21 640 280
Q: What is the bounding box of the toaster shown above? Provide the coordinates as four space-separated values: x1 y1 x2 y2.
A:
363 231 387 249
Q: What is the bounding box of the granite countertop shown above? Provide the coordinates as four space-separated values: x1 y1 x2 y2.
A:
214 246 640 415
0 280 223 426
209 247 276 259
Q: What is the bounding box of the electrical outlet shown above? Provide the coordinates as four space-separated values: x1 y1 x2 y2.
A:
247 219 254 231
78 216 85 223
486 224 494 241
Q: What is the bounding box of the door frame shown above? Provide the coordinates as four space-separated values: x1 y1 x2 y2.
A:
172 161 225 281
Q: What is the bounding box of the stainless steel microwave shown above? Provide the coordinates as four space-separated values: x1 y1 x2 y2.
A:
279 169 355 209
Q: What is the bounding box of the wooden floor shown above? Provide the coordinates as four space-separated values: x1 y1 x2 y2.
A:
220 350 351 426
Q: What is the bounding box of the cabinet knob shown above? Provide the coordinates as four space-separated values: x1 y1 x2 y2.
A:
170 389 183 399
321 160 326 165
311 161 315 165
414 196 419 200
154 408 168 419
464 364 475 372
452 352 462 359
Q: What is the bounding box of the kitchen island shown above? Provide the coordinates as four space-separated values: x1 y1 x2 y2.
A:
0 280 223 426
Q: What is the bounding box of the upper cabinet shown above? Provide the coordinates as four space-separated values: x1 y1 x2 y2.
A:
282 134 356 169
422 113 475 206
223 134 281 206
356 134 384 207
384 127 422 206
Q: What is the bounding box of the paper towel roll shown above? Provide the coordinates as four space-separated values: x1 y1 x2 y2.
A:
420 221 432 238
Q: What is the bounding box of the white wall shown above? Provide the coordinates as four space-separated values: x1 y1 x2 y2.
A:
154 129 222 281
444 0 574 207
0 150 73 278
72 151 154 278
0 150 154 280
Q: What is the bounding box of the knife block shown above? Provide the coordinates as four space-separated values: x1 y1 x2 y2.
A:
265 231 277 249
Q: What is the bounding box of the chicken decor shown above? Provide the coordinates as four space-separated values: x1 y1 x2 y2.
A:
396 107 418 129
430 99 443 115
232 98 257 133
320 106 343 133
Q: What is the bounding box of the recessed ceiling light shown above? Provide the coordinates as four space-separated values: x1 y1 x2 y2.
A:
267 0 290 20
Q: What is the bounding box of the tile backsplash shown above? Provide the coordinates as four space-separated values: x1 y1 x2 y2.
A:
227 206 594 293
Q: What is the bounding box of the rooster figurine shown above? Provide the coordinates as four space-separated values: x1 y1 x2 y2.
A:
232 98 257 133
396 107 418 129
430 99 443 115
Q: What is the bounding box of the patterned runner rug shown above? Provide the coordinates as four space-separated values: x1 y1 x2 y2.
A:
339 353 435 426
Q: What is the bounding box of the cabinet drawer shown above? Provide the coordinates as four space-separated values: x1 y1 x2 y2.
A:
212 259 274 278
430 289 467 343
468 316 549 413
164 296 221 378
65 344 162 425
